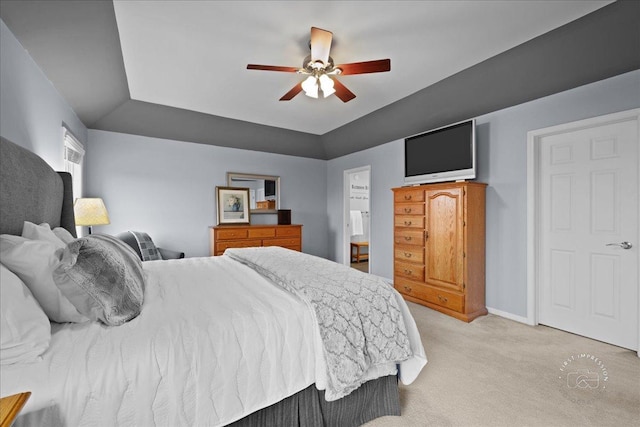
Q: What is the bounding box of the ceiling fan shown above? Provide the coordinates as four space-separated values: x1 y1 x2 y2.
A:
247 27 390 103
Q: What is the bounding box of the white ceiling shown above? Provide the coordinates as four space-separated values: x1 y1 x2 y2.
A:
113 1 611 135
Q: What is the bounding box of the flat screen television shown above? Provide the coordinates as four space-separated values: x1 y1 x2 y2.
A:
404 119 476 185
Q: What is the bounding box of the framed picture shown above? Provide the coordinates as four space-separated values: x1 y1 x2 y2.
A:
216 186 251 225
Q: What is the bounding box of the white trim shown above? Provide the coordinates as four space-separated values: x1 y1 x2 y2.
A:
63 126 85 154
487 307 532 325
342 165 371 267
526 108 640 356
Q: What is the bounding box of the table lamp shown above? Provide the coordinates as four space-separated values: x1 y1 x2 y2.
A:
74 198 110 234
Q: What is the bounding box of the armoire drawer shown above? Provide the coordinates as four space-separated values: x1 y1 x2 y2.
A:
395 279 464 313
394 189 425 203
394 216 425 229
394 260 425 281
394 230 424 246
394 246 424 264
394 203 425 215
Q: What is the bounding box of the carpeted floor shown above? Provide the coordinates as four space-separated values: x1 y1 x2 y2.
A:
351 261 369 273
365 302 640 427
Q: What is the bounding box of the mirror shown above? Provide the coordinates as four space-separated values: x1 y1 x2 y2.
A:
226 172 280 214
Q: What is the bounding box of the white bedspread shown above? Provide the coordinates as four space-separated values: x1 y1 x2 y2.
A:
1 256 319 426
0 255 426 426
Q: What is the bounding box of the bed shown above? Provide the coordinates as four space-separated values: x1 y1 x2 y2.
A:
0 136 426 426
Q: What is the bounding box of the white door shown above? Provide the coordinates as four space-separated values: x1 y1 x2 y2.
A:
537 112 639 350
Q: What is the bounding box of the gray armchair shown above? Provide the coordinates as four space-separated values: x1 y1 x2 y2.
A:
116 231 185 261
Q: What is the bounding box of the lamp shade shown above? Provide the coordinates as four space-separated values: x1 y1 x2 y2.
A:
74 198 110 226
301 75 319 98
319 74 335 97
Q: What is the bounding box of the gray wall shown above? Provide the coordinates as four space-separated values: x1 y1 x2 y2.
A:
327 140 404 281
85 130 328 258
0 19 87 169
326 69 640 318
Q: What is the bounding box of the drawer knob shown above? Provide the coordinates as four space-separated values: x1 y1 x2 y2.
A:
437 295 448 303
404 221 412 226
404 195 412 200
403 269 412 275
404 252 412 258
403 285 412 293
404 236 412 241
404 208 412 213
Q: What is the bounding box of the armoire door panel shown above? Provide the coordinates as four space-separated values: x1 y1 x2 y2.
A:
425 188 464 291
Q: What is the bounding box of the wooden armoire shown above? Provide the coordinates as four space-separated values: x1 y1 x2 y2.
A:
392 182 487 322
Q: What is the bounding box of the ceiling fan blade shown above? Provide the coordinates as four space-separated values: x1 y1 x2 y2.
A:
279 83 303 101
335 59 391 75
247 64 299 73
310 27 333 66
332 78 356 103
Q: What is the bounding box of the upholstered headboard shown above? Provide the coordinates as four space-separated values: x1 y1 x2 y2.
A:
0 137 76 237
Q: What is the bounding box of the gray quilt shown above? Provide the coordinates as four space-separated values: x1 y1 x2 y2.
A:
225 246 412 401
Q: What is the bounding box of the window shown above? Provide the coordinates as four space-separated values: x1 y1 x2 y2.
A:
62 127 85 201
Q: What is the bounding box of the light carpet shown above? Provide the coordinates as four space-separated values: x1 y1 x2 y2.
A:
366 302 640 427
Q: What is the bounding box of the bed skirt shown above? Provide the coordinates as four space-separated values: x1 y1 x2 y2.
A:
231 375 400 427
14 376 399 427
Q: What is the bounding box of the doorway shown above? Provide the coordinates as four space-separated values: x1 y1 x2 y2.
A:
343 166 371 273
527 109 639 352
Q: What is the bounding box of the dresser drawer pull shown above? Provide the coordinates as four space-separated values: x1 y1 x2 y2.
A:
404 236 412 241
404 252 412 258
403 285 412 293
437 295 448 303
404 220 412 226
404 194 412 200
404 207 412 213
403 269 413 275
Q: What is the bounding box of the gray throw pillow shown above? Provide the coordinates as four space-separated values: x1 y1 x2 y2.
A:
53 234 146 326
128 231 163 261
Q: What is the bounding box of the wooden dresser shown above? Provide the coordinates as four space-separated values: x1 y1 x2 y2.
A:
392 182 487 322
210 224 302 256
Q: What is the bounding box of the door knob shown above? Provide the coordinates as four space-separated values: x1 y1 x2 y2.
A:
606 241 633 250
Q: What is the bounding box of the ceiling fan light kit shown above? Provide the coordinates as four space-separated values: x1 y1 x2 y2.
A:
247 27 391 103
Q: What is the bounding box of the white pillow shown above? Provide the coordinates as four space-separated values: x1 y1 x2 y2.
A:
0 235 88 323
21 221 66 249
52 227 76 244
0 264 51 365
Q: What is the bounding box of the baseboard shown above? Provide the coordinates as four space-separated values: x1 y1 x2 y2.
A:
486 307 532 325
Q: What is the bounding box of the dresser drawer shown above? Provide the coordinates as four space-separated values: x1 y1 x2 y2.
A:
395 278 464 312
394 260 425 281
276 227 301 237
248 228 276 238
394 215 425 229
216 229 248 240
394 189 425 203
395 277 423 297
216 240 262 253
394 203 425 215
394 246 424 264
423 287 464 312
263 238 301 247
394 230 424 246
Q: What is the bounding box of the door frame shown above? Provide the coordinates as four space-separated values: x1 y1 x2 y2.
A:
526 108 640 354
343 165 371 266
